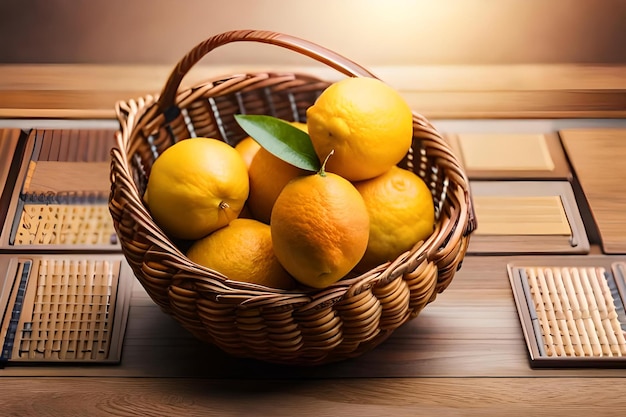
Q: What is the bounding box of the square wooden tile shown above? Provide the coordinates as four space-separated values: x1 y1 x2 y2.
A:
469 181 589 254
560 128 626 254
446 132 571 180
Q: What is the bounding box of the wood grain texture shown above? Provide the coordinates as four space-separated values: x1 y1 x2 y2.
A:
473 196 570 235
0 65 625 119
456 133 555 171
23 161 111 193
560 129 626 254
1 256 625 414
0 129 22 194
1 377 625 417
446 132 572 180
468 181 589 254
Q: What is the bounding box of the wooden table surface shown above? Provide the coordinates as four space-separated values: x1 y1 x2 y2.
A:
2 254 625 417
0 63 625 120
1 65 626 417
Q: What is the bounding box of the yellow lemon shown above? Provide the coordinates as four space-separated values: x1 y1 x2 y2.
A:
306 77 413 181
144 137 249 240
353 166 435 270
187 218 296 290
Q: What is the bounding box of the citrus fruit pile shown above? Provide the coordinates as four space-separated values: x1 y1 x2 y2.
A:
143 77 436 290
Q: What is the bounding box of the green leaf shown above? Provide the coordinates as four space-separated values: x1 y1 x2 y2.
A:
234 114 320 172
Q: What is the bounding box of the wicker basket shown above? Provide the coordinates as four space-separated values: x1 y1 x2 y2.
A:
109 30 476 366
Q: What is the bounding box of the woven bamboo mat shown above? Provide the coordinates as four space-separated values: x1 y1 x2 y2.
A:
508 260 626 367
0 254 133 364
0 129 118 251
30 128 115 163
13 204 117 246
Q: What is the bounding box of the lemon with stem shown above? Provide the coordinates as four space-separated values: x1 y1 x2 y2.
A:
144 137 249 240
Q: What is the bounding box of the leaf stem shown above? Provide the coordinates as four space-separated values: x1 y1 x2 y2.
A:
319 149 335 177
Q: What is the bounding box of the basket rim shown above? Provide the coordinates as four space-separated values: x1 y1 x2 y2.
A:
110 71 474 300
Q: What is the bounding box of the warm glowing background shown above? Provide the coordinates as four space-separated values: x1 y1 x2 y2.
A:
0 0 625 65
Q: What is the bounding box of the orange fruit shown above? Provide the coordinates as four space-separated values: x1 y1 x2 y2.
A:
186 218 296 290
246 121 309 224
353 166 435 270
306 77 413 181
144 137 249 240
270 168 370 289
235 136 261 169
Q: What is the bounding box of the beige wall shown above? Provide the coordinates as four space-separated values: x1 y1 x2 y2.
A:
1 0 625 66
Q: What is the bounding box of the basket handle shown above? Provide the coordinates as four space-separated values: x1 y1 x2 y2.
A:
156 29 379 113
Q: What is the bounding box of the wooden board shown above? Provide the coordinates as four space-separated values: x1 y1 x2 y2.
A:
468 181 589 254
1 377 626 417
458 133 554 170
1 64 626 119
446 132 571 179
22 161 111 194
0 129 23 196
560 128 626 254
473 195 571 236
0 129 25 232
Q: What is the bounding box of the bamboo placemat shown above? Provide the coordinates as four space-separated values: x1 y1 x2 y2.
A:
12 204 117 246
0 254 132 364
446 132 571 180
560 128 626 254
0 129 119 251
508 261 626 367
473 195 571 236
30 129 115 163
469 181 589 254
